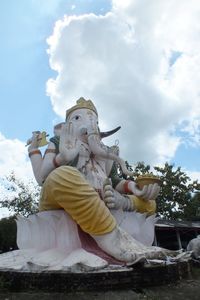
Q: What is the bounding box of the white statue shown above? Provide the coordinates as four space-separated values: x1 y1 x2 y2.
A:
0 98 183 271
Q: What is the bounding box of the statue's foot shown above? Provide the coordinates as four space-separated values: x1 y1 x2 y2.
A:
103 179 133 211
103 179 115 209
92 226 146 264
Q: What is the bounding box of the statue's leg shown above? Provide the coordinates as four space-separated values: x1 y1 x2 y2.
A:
128 195 156 216
40 166 116 235
40 166 146 263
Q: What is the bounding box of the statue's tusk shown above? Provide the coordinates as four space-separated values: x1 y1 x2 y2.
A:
100 126 121 138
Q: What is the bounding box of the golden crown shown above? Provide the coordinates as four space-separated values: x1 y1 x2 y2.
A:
66 97 98 120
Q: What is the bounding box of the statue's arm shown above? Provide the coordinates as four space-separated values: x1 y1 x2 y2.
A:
28 150 43 186
28 139 57 185
27 131 44 185
27 130 64 185
115 178 160 200
29 139 79 186
108 163 160 200
39 142 58 184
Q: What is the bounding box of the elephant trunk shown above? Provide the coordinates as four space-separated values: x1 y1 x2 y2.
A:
87 133 134 177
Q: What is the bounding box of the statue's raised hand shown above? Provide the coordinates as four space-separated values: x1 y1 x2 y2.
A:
59 122 80 162
128 181 160 200
27 131 41 151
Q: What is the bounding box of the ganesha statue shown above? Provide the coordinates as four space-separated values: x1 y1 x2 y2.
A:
0 98 184 272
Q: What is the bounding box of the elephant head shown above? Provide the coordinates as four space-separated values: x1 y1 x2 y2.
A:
65 98 134 177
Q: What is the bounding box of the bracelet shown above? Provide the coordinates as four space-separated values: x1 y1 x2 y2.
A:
53 156 60 168
28 149 41 158
124 180 132 194
44 148 56 156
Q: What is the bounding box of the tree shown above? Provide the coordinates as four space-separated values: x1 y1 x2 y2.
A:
183 191 200 221
0 172 40 217
119 161 151 180
154 163 199 220
0 216 17 253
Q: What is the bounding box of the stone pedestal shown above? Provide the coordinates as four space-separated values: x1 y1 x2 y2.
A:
0 260 193 293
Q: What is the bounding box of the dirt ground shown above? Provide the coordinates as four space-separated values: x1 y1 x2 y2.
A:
0 267 199 300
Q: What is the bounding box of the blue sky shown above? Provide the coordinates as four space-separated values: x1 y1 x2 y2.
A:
0 0 200 187
0 0 111 141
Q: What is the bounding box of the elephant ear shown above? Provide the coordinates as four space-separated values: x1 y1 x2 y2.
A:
54 122 65 137
100 126 121 138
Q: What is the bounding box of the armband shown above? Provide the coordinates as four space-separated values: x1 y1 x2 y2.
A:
124 180 132 194
28 149 41 158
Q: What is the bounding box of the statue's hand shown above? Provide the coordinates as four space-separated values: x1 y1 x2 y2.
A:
59 122 80 161
128 181 160 200
27 131 41 151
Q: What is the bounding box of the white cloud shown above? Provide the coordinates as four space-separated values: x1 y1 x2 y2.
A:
46 0 200 170
187 170 200 183
0 133 33 180
0 207 10 219
0 133 34 218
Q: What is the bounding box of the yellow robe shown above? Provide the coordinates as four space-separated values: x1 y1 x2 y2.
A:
39 166 116 235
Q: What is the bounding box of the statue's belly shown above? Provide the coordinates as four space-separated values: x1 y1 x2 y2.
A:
84 166 107 191
77 158 107 191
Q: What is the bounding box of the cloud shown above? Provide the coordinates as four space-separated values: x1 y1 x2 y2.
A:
0 207 10 219
0 133 33 180
187 170 200 183
0 133 34 218
46 0 200 169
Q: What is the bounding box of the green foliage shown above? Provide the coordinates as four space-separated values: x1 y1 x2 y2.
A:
0 216 17 253
183 191 200 221
118 161 152 183
154 163 199 220
0 172 40 217
132 161 151 177
119 161 151 180
0 173 40 252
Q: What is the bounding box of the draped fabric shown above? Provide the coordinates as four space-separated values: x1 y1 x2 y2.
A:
39 166 116 235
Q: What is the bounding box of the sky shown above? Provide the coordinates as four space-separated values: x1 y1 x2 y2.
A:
0 0 200 216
